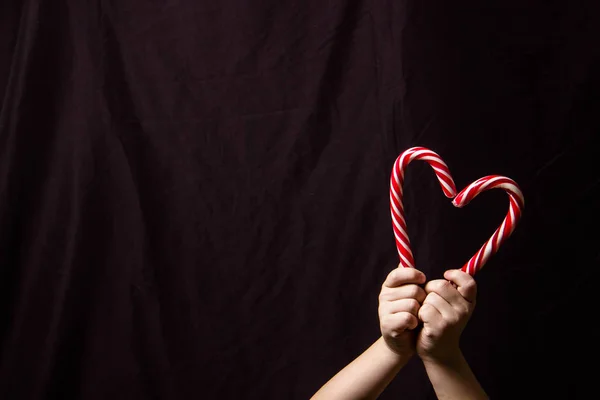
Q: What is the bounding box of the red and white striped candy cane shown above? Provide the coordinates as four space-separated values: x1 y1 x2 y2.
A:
390 147 457 270
390 147 524 275
452 175 524 275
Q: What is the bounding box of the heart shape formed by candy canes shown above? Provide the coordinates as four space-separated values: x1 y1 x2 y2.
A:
390 147 524 276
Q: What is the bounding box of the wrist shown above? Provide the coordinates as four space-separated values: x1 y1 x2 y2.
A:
420 348 464 368
379 337 414 363
420 350 488 400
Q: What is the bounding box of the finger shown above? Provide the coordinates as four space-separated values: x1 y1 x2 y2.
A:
417 302 442 325
444 269 477 303
422 292 455 321
383 266 426 288
425 279 468 312
381 312 419 334
380 284 426 303
380 298 421 316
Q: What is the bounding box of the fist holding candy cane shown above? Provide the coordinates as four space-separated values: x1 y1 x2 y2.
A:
312 146 522 400
386 146 523 398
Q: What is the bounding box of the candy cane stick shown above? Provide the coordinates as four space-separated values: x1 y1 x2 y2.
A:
389 147 457 269
452 175 524 275
390 147 524 275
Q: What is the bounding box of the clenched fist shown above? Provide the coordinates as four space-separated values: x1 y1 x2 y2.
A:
416 269 477 364
378 266 427 357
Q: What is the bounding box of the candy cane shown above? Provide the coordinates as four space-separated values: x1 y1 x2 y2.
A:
452 175 524 275
390 147 457 270
390 147 524 275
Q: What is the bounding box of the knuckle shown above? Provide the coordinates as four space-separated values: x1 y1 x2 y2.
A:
418 303 431 319
423 326 439 340
461 304 472 317
463 281 477 295
390 328 402 338
399 312 411 324
423 292 436 303
448 314 460 326
407 298 420 313
426 279 443 293
395 313 412 332
438 319 450 331
441 280 453 291
464 279 476 290
417 306 425 320
455 307 467 319
408 285 421 299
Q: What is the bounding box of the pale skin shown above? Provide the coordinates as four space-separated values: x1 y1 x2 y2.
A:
311 266 488 400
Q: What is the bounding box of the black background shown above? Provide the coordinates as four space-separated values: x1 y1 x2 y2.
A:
1 1 598 399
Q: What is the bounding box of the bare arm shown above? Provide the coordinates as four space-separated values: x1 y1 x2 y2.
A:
423 352 488 400
417 269 488 400
312 267 427 400
311 336 410 400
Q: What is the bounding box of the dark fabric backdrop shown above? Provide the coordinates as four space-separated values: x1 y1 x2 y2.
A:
1 1 598 399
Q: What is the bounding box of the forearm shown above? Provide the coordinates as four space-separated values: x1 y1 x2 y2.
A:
422 352 488 400
311 336 412 400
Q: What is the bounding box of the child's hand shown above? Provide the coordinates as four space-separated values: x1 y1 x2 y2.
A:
416 269 477 364
378 266 427 357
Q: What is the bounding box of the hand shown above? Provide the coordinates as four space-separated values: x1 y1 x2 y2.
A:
416 269 477 364
378 266 427 357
